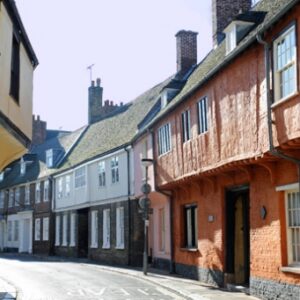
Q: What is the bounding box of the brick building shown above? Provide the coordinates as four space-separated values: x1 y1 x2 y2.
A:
144 0 300 299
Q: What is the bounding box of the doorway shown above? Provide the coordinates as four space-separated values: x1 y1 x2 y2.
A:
225 186 250 286
77 208 89 258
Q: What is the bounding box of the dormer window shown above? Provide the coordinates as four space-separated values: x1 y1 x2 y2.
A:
161 88 179 109
46 149 53 168
225 21 254 54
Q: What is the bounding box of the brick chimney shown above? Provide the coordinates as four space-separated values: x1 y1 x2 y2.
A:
32 115 47 145
212 0 252 46
88 78 103 124
175 30 198 74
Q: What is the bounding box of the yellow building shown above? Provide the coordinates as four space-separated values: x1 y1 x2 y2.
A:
0 0 38 171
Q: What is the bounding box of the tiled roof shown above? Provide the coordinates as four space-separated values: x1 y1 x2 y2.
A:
147 0 299 127
0 127 86 189
58 77 172 172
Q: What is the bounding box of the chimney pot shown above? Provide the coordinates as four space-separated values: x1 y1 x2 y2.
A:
96 78 101 86
110 101 113 106
91 80 95 87
120 102 123 106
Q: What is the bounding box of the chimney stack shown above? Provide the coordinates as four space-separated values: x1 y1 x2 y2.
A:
175 30 198 74
88 77 103 124
32 115 47 145
212 0 252 46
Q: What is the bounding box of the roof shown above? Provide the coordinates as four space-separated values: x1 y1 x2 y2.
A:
146 0 299 128
58 77 173 172
2 0 39 67
0 127 85 189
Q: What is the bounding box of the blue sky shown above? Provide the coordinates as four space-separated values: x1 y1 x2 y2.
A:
16 0 212 130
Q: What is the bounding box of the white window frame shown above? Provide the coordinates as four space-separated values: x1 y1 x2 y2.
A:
225 23 237 54
98 161 106 187
43 180 49 202
62 214 68 246
25 185 30 205
90 210 98 248
102 209 110 249
35 182 41 204
181 110 191 143
116 207 125 249
65 175 71 197
35 218 41 241
0 191 4 209
8 189 14 208
42 217 49 241
0 172 4 182
46 149 53 168
285 189 300 266
273 25 297 102
197 97 208 134
74 166 86 188
57 178 63 199
111 157 119 184
15 187 20 207
70 213 76 247
158 123 172 156
20 159 26 176
55 215 60 246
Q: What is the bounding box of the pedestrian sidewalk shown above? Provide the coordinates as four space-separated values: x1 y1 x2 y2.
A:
0 277 17 300
87 263 260 300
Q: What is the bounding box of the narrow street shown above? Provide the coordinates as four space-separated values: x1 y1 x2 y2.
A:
0 255 182 300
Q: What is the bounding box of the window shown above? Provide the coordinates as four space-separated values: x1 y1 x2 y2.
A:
44 180 49 202
181 110 191 143
14 220 19 241
111 157 119 184
116 207 125 249
0 191 4 208
58 178 63 199
91 211 98 248
7 221 12 242
159 208 165 252
197 97 208 134
65 175 71 197
10 34 20 102
98 161 106 187
35 182 41 204
226 24 237 54
62 214 68 246
42 217 49 241
0 172 4 182
70 213 76 247
184 205 198 249
8 189 14 208
46 149 53 168
15 187 20 207
55 215 60 246
103 209 110 249
75 167 86 188
35 218 41 241
25 185 30 205
20 158 26 176
286 190 300 264
274 25 297 101
158 123 172 156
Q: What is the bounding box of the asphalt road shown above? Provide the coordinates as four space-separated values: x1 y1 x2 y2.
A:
0 255 183 300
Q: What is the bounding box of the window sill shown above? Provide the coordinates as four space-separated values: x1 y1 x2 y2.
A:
280 266 300 274
69 243 75 247
271 91 299 109
102 246 110 249
115 246 125 250
90 244 98 249
180 247 198 252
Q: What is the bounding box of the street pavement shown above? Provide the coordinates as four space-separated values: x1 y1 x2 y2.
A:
0 254 260 300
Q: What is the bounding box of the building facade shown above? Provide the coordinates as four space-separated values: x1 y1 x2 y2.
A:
0 0 38 171
149 0 300 299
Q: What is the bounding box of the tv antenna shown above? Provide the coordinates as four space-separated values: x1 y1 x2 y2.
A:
87 64 95 82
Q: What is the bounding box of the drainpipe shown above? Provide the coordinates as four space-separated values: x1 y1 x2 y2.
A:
150 130 175 274
125 146 132 266
256 34 300 194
